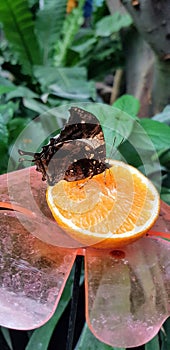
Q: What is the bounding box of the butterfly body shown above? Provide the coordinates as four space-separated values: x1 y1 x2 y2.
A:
19 107 110 185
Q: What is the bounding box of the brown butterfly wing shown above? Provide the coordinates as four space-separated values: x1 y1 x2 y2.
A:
57 107 105 149
19 107 108 185
46 139 107 184
33 107 108 185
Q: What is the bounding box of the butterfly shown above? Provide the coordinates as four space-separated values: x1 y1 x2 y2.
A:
18 107 110 186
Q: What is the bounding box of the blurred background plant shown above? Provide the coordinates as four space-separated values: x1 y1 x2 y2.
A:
0 0 133 172
0 0 170 349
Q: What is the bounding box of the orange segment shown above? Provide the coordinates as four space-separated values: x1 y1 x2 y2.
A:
46 161 160 249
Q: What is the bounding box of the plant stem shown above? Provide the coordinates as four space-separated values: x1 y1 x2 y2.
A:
66 255 83 350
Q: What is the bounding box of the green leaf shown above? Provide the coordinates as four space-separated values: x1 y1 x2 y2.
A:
113 94 140 118
50 80 95 101
23 98 49 114
34 65 86 87
0 76 15 87
161 187 170 205
0 113 9 174
26 269 74 350
160 318 170 350
8 117 30 144
35 0 67 64
161 193 170 205
0 101 18 123
159 148 170 168
163 318 170 344
0 114 9 151
0 85 16 95
0 0 42 75
75 323 125 350
71 29 97 57
95 12 132 37
140 119 170 152
0 327 13 350
6 86 38 100
34 66 96 101
0 153 9 174
119 139 143 168
117 118 163 190
145 335 160 350
86 38 122 80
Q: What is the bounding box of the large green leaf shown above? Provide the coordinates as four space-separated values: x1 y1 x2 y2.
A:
95 12 132 37
23 98 49 114
0 0 42 74
50 80 95 101
6 86 38 100
113 94 140 119
109 114 163 188
34 66 96 101
140 119 170 152
35 0 67 64
145 335 160 350
0 85 15 95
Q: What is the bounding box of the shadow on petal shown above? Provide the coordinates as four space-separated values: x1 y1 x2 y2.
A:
85 237 170 348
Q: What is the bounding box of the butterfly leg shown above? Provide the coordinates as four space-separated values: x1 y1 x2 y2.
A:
77 176 92 189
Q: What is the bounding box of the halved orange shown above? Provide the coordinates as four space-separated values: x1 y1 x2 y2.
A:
46 160 160 249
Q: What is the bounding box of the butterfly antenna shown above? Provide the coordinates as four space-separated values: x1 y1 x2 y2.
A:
18 149 35 156
109 136 116 159
18 149 36 163
109 136 125 160
119 137 125 147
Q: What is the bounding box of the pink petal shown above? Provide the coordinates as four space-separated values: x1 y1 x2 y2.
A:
0 210 77 330
85 237 170 348
0 167 86 248
149 200 170 239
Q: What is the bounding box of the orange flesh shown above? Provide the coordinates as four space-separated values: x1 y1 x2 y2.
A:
46 162 160 249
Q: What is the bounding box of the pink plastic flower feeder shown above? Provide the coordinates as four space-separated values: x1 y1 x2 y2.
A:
0 166 170 348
